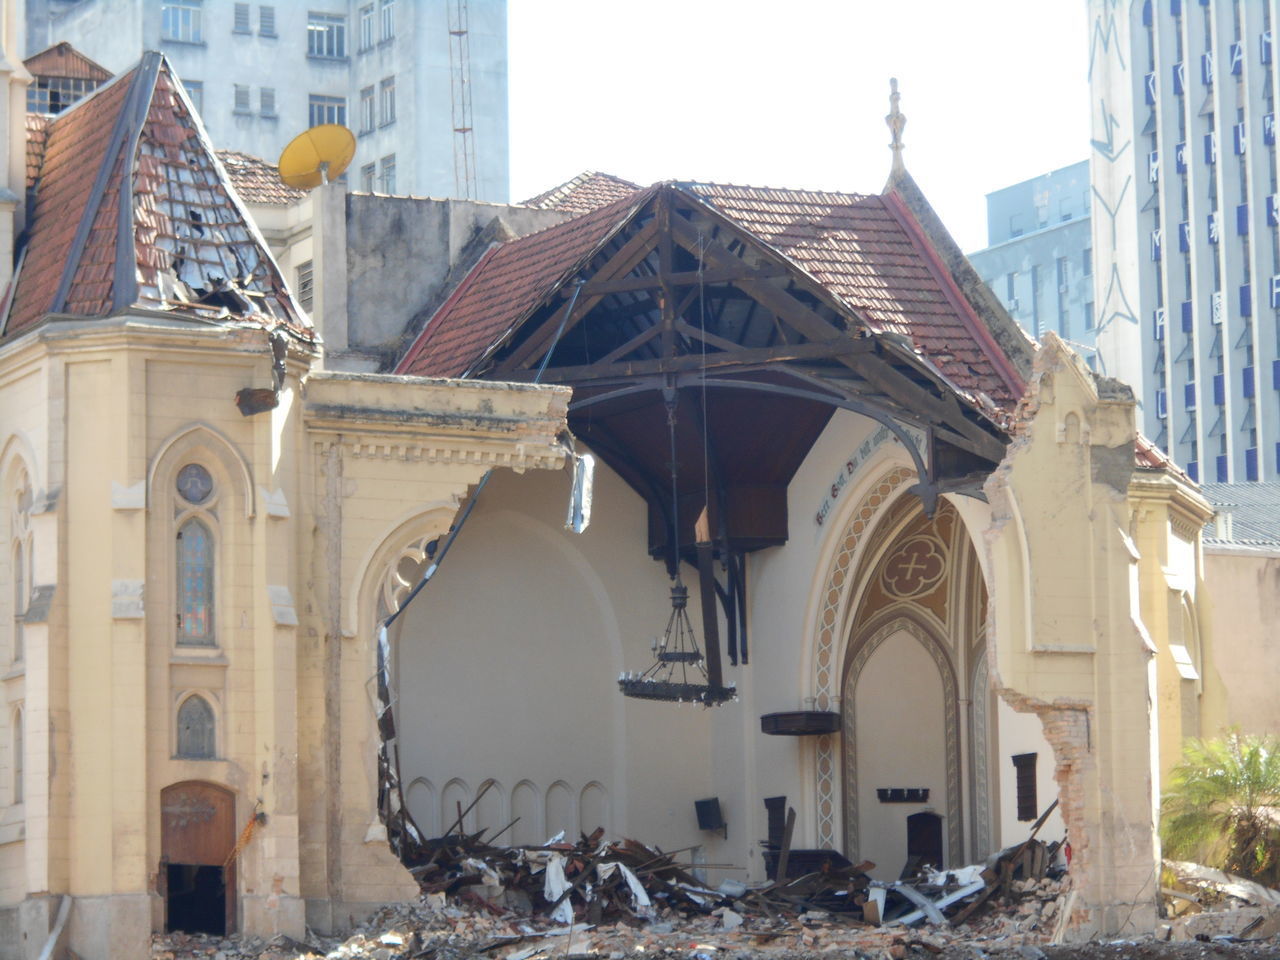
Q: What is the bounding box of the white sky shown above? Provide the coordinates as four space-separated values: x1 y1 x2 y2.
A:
508 0 1091 253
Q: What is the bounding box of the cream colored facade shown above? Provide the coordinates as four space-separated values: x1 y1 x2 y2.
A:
0 317 568 958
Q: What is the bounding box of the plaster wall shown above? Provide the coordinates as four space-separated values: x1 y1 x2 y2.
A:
975 335 1159 939
1202 548 1280 735
341 192 566 362
391 462 717 866
853 628 947 879
993 699 1066 849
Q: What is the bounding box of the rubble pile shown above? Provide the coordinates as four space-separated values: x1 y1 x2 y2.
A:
151 827 1078 960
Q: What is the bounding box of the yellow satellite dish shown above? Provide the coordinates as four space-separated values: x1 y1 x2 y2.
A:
277 124 356 190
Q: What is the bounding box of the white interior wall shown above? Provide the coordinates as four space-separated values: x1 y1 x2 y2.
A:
394 461 717 860
994 697 1066 850
854 628 948 879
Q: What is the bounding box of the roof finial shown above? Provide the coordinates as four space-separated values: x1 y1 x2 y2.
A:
886 77 906 174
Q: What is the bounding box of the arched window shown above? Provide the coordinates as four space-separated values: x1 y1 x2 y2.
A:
176 695 216 759
176 517 214 646
12 707 23 803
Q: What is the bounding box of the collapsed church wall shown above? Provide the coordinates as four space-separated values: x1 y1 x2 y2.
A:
967 334 1163 941
390 463 716 860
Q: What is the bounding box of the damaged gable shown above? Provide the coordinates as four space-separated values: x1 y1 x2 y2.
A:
6 52 310 340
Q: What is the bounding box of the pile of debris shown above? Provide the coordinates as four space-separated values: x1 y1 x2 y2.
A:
397 823 1065 932
1159 860 1280 942
152 803 1078 959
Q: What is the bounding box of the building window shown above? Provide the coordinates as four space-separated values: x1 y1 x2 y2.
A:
380 153 396 194
359 85 375 133
296 261 314 311
26 76 99 114
359 4 374 50
307 12 347 58
360 162 376 192
10 467 31 665
233 84 251 114
1083 246 1093 276
259 4 276 36
1013 752 1037 821
176 695 216 759
308 94 346 128
162 0 203 43
260 87 276 117
11 707 22 804
379 76 396 125
183 79 203 113
233 2 250 33
1084 300 1095 330
177 517 214 645
380 0 395 41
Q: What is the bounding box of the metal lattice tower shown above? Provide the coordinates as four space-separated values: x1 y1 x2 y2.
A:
447 0 477 200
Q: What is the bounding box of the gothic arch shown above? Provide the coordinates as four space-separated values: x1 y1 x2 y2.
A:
840 613 962 866
148 423 255 518
803 464 917 848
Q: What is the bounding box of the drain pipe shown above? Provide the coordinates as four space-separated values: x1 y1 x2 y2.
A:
37 895 71 960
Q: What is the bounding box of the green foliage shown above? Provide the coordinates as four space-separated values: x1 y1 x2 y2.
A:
1160 731 1280 886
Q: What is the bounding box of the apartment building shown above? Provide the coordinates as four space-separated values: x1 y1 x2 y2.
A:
24 0 509 201
969 160 1098 367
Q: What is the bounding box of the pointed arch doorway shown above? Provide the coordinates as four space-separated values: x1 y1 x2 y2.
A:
160 781 236 935
837 498 985 878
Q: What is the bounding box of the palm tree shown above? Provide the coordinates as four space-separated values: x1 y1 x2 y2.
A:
1161 731 1280 886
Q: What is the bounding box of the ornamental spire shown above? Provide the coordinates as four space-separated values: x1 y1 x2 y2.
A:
887 77 906 175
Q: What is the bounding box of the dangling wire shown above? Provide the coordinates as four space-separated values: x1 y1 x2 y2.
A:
665 390 682 583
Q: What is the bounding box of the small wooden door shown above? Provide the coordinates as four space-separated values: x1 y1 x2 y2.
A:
160 781 236 934
906 811 943 873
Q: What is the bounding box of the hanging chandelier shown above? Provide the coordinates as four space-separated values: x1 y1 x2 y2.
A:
618 393 736 707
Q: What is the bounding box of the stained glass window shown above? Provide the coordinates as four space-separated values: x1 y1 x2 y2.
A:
176 695 215 759
176 463 213 504
177 518 214 645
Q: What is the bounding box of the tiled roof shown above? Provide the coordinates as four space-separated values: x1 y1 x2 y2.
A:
679 182 1021 404
217 150 308 206
522 171 641 216
25 114 50 190
24 42 112 82
7 54 310 340
398 178 1023 406
398 188 654 378
1135 434 1186 475
1199 481 1280 546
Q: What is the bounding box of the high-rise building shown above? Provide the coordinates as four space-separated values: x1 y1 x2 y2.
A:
23 0 510 202
969 160 1098 367
1089 0 1279 482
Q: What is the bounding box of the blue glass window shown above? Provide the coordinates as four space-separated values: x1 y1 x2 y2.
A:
176 695 216 759
177 517 214 645
1240 283 1252 315
1244 366 1256 398
1246 447 1258 481
1216 455 1228 482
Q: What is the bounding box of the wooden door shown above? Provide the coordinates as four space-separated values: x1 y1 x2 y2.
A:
906 811 943 873
160 781 236 934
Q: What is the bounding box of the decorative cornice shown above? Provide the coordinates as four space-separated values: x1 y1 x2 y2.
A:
311 437 564 472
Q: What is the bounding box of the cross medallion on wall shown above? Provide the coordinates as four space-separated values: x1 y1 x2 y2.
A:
880 535 946 599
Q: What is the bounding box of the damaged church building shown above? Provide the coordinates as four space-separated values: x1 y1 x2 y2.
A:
0 38 1224 960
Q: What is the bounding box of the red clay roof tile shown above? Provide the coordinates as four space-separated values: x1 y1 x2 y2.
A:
398 187 655 378
217 150 308 206
522 171 641 216
7 54 310 340
398 178 1022 407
